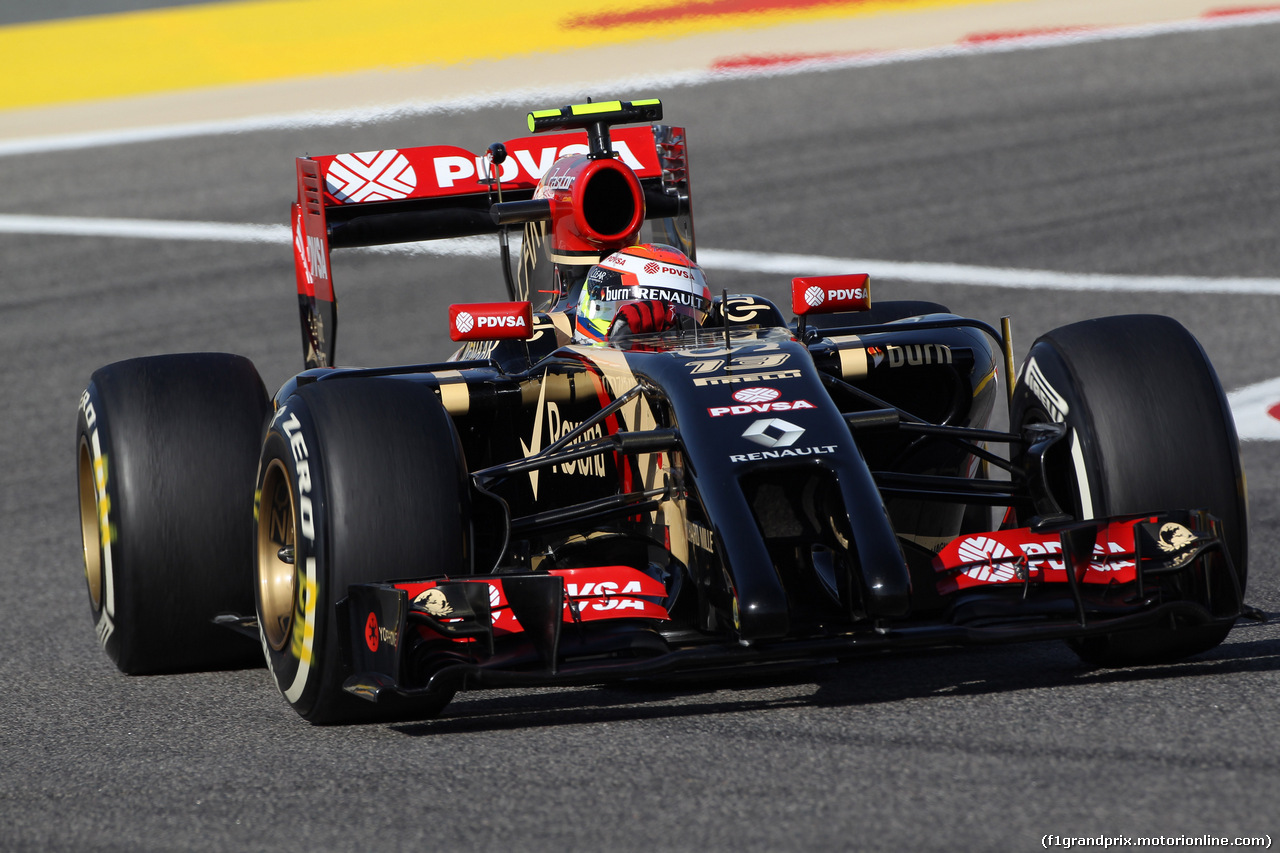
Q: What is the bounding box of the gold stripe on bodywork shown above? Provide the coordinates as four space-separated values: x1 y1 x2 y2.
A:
549 312 574 346
973 365 997 398
520 370 582 406
837 347 868 379
434 370 469 415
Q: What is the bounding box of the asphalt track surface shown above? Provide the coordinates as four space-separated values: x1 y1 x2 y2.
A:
3 18 1280 853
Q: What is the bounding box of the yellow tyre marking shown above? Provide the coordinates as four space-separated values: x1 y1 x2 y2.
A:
283 556 318 704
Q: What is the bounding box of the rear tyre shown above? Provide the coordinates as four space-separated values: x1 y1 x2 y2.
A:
1010 315 1247 665
76 353 270 674
255 378 470 723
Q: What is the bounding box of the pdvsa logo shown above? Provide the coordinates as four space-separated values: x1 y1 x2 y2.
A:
435 140 647 189
956 537 1019 583
449 302 533 342
478 315 527 329
734 387 779 404
805 285 866 306
326 150 417 202
292 210 328 287
791 274 871 315
709 389 814 418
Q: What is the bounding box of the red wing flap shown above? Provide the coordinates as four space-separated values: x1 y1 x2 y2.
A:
398 566 669 639
313 127 662 207
934 518 1146 593
314 127 672 251
293 158 336 368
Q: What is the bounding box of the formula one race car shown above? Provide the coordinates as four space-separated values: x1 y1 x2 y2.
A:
76 99 1249 723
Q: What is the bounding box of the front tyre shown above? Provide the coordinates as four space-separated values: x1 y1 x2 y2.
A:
76 353 270 673
255 378 470 723
1011 315 1247 665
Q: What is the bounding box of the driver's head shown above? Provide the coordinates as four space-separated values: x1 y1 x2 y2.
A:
573 243 711 344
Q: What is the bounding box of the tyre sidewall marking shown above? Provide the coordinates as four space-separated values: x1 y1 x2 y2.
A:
284 556 318 704
1068 427 1095 519
257 401 328 713
1017 347 1102 520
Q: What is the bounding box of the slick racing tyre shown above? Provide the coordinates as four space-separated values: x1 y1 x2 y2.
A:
1010 315 1247 666
76 353 270 674
255 378 470 724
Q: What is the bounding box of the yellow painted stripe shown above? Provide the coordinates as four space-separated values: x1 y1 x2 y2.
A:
0 0 1014 111
572 101 625 115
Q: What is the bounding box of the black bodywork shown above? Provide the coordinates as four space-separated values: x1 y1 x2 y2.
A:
302 306 1240 711
270 100 1246 714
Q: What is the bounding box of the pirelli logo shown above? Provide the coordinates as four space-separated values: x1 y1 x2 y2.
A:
1024 357 1069 423
693 369 802 387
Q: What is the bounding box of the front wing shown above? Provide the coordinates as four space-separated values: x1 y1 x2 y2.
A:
338 510 1243 712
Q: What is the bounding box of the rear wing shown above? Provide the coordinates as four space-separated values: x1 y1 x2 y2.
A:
292 114 694 369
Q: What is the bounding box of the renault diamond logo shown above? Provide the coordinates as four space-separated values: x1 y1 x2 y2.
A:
742 418 804 448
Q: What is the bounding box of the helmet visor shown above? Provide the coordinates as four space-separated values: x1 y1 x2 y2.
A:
578 263 711 338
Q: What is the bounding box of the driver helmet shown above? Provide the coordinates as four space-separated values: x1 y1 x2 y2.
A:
573 243 712 344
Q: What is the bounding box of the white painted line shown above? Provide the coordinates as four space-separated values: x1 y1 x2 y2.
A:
6 214 1280 293
1227 377 1280 442
1 10 1278 157
696 249 1280 296
0 214 288 243
6 211 1278 438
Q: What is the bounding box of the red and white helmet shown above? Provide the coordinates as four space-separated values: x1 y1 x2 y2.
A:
573 244 711 344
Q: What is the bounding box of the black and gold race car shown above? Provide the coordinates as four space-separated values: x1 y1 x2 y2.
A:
76 99 1249 723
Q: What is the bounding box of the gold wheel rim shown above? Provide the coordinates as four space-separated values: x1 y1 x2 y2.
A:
77 438 103 611
257 458 296 652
